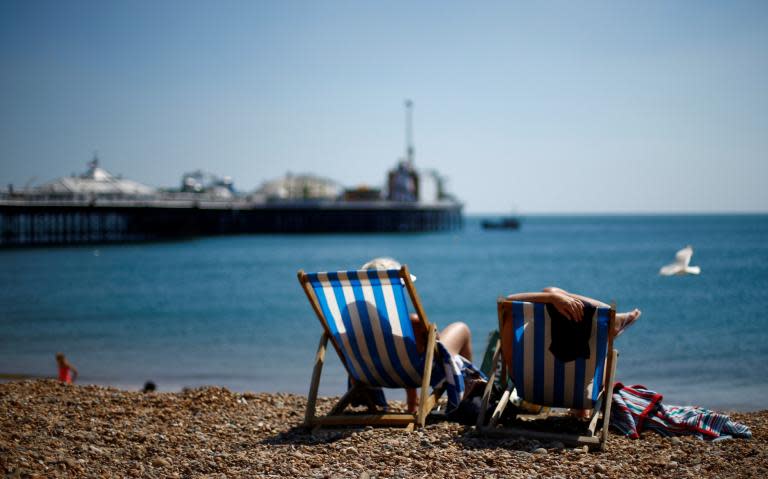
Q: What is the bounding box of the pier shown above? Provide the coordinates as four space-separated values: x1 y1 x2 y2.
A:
0 197 463 247
1 101 463 247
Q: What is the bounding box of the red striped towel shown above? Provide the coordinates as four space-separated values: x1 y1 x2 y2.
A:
610 383 752 440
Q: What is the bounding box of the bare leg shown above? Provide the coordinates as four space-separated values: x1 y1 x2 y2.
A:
438 322 473 361
405 320 472 412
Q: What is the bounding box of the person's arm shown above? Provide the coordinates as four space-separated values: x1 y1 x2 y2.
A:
543 287 609 308
506 291 585 322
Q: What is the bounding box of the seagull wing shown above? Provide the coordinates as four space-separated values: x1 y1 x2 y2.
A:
660 263 682 276
675 246 693 268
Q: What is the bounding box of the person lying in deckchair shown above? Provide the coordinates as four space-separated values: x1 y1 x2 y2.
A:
506 287 641 337
504 286 640 418
360 257 480 414
299 258 486 428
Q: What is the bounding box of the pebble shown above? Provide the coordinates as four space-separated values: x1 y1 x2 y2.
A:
1 380 763 478
151 457 171 468
88 444 104 454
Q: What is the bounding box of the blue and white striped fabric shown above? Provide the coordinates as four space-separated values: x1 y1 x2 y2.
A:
306 269 427 389
358 343 482 412
433 342 484 411
508 301 611 410
307 269 482 412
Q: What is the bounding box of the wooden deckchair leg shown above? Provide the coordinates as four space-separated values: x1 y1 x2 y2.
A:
305 332 329 427
588 393 604 435
599 349 619 449
417 323 438 427
489 382 514 428
477 339 502 428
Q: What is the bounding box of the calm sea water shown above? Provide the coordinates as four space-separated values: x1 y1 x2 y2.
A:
1 215 766 411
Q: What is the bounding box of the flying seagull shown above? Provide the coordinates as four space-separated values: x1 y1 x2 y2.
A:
659 245 701 276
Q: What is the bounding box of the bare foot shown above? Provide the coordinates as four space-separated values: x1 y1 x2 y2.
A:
615 309 641 336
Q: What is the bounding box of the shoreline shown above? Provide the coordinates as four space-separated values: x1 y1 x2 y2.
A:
2 380 766 478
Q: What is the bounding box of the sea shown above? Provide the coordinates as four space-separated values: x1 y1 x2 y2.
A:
1 215 766 411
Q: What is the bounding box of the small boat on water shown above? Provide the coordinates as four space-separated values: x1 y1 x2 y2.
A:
481 217 521 230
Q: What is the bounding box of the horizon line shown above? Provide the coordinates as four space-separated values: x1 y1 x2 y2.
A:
466 210 768 216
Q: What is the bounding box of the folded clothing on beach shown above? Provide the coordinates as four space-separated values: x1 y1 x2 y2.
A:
610 383 752 440
348 340 486 413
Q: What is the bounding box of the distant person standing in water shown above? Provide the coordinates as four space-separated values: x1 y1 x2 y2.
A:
55 353 78 384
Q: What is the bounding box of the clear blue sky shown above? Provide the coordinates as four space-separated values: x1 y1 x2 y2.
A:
1 1 766 213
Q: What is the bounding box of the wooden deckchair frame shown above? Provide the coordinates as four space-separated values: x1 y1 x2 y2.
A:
477 298 618 450
298 265 443 429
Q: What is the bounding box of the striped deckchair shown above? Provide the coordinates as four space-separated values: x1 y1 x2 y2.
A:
478 299 618 450
297 266 444 429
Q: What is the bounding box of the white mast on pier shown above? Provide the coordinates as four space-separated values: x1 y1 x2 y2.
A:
405 99 414 167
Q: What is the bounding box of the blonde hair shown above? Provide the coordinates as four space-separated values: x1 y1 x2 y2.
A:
361 257 416 281
361 257 401 270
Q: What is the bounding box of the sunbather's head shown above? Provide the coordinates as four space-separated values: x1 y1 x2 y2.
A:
361 257 400 270
361 257 416 281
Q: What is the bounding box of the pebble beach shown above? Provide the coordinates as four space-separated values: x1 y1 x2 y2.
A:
2 380 766 478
